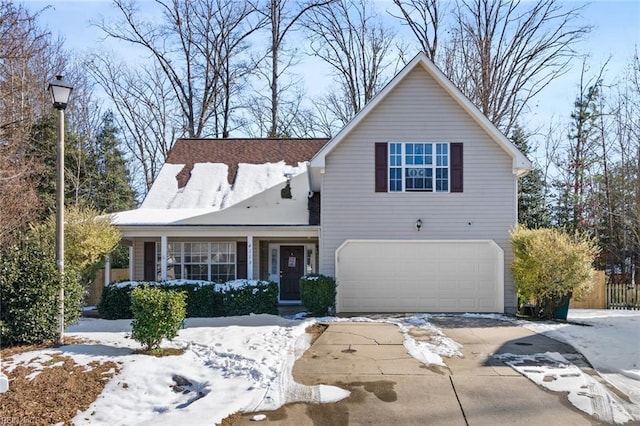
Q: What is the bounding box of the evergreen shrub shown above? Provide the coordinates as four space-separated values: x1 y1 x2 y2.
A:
511 226 599 319
130 286 186 351
97 280 273 319
0 240 83 346
221 281 278 316
299 275 336 316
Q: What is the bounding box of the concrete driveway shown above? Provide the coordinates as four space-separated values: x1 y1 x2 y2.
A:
233 317 605 425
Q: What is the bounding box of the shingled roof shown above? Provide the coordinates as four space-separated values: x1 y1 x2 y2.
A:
167 138 329 187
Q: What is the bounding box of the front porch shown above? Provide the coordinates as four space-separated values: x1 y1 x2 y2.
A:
114 226 319 304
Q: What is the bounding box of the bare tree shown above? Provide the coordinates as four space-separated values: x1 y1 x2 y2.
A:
249 0 334 137
304 0 398 126
395 0 588 135
87 54 177 191
451 0 590 135
98 0 265 138
390 0 441 61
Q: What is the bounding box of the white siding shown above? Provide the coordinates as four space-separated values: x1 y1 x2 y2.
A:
319 66 518 313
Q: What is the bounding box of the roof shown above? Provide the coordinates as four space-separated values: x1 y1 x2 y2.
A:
309 52 531 176
168 138 329 186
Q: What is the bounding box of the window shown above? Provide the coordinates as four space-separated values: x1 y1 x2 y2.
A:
157 242 237 282
389 142 449 192
210 242 236 283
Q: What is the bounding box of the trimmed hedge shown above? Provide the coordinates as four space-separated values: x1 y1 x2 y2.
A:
222 281 278 316
299 275 336 316
97 280 276 319
97 284 133 319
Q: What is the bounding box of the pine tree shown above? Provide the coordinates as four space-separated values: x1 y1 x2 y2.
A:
554 80 601 233
88 112 136 213
510 125 551 228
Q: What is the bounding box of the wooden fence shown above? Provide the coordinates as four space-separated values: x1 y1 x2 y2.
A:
86 268 130 306
607 282 640 310
568 271 640 310
572 271 606 309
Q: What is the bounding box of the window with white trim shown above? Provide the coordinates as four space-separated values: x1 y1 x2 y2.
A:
389 142 449 192
157 242 236 282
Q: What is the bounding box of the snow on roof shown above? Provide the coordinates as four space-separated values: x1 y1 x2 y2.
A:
112 161 308 226
221 162 303 209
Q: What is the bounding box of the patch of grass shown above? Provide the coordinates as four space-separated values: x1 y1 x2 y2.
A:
219 411 241 425
133 347 185 357
305 323 328 345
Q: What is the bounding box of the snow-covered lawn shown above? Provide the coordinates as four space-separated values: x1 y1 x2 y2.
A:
519 309 640 423
2 309 639 424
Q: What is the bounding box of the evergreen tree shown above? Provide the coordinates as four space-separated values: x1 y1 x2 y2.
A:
88 112 136 213
510 125 551 228
554 80 601 233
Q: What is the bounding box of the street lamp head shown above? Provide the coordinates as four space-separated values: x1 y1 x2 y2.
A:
48 75 73 110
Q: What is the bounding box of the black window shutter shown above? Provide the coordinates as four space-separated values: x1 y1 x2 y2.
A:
236 241 247 279
375 142 388 192
451 143 463 193
144 242 156 281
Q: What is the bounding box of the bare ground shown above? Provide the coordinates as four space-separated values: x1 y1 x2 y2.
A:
0 339 119 425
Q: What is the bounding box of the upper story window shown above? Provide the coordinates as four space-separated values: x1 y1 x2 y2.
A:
389 142 449 192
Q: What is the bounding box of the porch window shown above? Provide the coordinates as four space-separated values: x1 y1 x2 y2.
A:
157 242 237 282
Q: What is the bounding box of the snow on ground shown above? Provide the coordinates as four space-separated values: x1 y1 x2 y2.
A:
3 309 638 424
519 309 640 422
4 315 349 425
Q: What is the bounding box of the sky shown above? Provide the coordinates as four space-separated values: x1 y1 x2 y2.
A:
3 308 639 424
22 0 640 138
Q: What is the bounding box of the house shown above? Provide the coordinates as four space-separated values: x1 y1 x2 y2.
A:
111 52 531 314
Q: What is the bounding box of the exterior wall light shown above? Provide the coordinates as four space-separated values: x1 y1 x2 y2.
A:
416 218 423 231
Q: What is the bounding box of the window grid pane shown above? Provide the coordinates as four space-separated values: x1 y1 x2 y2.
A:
155 241 238 283
387 142 450 193
184 242 209 280
389 143 403 191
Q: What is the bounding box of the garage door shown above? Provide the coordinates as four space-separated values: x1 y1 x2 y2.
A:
336 240 503 313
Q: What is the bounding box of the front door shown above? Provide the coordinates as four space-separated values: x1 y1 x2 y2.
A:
279 245 304 301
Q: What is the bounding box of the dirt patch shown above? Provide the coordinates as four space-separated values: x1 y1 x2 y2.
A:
305 323 328 345
133 347 184 357
0 342 119 425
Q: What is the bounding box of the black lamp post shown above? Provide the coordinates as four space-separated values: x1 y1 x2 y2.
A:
48 75 73 345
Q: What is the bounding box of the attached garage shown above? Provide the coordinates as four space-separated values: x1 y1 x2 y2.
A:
336 240 504 313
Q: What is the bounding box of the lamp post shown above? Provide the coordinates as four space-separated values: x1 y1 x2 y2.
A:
48 75 73 345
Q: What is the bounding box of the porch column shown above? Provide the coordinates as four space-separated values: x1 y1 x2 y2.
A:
104 255 111 285
160 235 168 281
128 246 134 281
247 235 254 280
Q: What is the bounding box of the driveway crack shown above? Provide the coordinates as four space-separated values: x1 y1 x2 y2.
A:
449 376 469 426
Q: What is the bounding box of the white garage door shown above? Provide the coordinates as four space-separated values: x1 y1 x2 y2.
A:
336 240 503 313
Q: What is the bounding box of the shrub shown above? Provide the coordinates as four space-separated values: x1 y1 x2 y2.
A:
97 284 133 319
130 286 186 351
0 239 83 346
299 275 336 316
98 280 277 319
30 206 121 286
222 281 278 316
163 283 225 317
511 226 599 319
